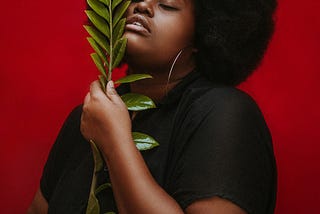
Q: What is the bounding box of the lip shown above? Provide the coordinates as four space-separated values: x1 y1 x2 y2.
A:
125 15 151 36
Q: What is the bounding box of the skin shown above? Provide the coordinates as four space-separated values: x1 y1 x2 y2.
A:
124 0 197 103
28 0 248 213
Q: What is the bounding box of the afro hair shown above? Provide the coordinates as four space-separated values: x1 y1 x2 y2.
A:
194 0 277 85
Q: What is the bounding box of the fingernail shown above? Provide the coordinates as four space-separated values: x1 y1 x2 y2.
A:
108 80 114 89
108 81 116 95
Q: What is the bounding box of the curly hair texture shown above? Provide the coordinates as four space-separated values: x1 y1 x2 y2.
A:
194 0 277 85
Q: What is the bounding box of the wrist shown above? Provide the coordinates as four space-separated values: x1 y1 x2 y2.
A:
100 134 135 162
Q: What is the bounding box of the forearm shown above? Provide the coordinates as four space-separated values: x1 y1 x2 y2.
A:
102 138 183 214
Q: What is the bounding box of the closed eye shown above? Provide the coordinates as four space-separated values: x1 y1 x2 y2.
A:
159 4 178 11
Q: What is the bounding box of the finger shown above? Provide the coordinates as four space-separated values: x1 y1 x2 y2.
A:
84 92 90 104
106 80 116 95
90 80 107 100
90 80 102 94
106 81 125 104
106 81 121 102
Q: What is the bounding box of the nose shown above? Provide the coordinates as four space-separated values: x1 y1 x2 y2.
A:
133 0 154 17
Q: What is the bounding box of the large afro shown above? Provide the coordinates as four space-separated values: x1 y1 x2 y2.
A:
194 0 277 85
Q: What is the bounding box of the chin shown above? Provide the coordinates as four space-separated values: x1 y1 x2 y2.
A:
125 36 153 62
124 31 150 45
124 34 174 70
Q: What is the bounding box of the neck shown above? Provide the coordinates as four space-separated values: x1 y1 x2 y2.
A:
128 62 195 103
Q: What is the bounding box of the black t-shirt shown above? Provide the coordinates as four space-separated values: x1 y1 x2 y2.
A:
40 71 277 214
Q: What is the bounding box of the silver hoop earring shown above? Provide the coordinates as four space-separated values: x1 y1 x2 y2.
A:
165 45 195 94
167 49 184 84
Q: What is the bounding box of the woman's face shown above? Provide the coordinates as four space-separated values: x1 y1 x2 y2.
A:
124 0 195 72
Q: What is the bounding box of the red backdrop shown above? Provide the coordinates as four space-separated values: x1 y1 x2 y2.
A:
1 0 319 213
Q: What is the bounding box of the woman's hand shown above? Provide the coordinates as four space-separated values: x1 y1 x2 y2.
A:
80 80 132 156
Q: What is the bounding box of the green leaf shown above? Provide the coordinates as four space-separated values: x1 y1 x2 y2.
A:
86 10 110 38
87 0 110 21
91 53 107 78
86 140 104 214
90 140 104 173
86 193 100 214
113 18 126 44
112 0 123 10
132 132 159 151
87 37 109 64
84 25 110 51
112 38 127 69
98 0 108 5
121 93 156 111
113 0 131 28
95 183 112 195
115 74 153 84
99 75 107 91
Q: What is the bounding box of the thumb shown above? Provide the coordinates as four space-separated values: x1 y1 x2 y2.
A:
106 80 120 101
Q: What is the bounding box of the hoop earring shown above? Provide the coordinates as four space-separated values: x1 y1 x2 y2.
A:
165 48 186 93
167 49 183 83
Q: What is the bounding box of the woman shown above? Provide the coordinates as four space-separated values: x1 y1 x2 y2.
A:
28 0 277 213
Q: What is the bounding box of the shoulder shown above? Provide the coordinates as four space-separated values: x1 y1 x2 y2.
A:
168 87 277 214
178 73 263 117
63 104 83 128
203 87 266 125
51 104 87 159
195 86 262 115
171 85 275 179
179 85 268 132
40 104 89 201
188 86 273 154
52 104 85 151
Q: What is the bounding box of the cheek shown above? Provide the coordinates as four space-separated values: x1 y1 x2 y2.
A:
154 17 194 53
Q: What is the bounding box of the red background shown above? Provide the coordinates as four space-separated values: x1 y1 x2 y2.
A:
1 0 319 213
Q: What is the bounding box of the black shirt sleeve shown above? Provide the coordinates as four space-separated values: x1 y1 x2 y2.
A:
168 88 277 214
40 105 84 202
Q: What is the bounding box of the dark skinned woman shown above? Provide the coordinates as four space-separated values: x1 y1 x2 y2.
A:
28 0 277 213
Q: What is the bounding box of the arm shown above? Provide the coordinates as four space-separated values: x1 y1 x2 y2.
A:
27 188 48 214
186 197 246 214
26 180 245 214
80 80 247 214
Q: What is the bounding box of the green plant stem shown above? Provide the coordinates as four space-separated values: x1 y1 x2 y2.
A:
108 0 113 81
